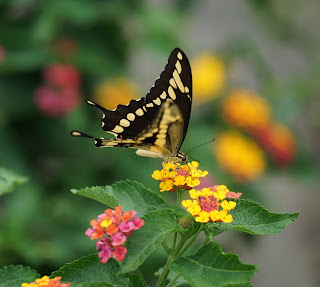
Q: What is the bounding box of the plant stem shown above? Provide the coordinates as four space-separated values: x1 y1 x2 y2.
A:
166 273 181 287
176 224 203 258
177 189 182 207
155 236 188 287
136 268 148 287
162 240 170 255
196 236 209 253
172 232 177 250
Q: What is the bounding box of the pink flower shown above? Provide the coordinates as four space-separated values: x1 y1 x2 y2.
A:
0 45 5 64
34 85 81 117
111 232 127 246
44 64 81 88
97 244 112 263
119 220 135 233
85 228 94 237
112 246 127 261
226 191 242 199
132 217 145 230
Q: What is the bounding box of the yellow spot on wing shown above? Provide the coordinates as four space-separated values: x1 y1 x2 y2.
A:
111 125 124 133
177 52 183 60
169 78 177 89
160 91 167 99
135 108 144 116
173 70 185 92
146 103 154 108
127 113 135 121
168 86 177 100
120 119 130 127
153 97 161 105
175 60 182 74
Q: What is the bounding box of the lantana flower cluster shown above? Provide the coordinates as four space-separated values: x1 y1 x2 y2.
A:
192 52 225 104
214 131 266 182
85 206 144 263
22 276 70 287
34 64 81 117
220 89 295 167
152 161 208 192
93 77 139 110
182 185 241 223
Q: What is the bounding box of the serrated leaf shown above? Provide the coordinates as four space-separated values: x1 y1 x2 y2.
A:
71 180 168 217
119 210 178 274
0 265 39 287
51 254 131 287
0 168 28 196
205 199 299 237
169 241 259 287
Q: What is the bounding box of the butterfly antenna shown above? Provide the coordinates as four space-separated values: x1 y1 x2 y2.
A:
186 138 215 155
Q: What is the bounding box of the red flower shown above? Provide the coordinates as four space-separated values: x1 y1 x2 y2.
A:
44 64 81 88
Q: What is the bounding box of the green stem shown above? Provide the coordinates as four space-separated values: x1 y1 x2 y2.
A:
177 189 182 207
196 236 209 253
176 224 204 258
166 273 181 287
172 232 177 250
136 268 148 287
162 240 170 255
155 237 188 287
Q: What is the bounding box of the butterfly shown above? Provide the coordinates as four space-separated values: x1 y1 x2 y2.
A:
71 48 192 163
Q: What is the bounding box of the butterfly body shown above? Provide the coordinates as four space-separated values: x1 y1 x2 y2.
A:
71 48 192 163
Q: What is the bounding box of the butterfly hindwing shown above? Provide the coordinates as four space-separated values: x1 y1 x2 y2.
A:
71 48 192 160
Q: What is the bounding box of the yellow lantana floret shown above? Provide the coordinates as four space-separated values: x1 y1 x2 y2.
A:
189 189 202 199
101 219 113 228
195 211 210 223
160 180 173 192
187 205 202 216
151 170 163 180
174 175 186 186
209 210 220 221
219 210 233 223
221 200 236 211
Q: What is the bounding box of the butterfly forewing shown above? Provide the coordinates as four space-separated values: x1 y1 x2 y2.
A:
71 48 192 160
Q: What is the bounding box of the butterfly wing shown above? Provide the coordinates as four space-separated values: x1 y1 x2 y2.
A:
71 48 192 158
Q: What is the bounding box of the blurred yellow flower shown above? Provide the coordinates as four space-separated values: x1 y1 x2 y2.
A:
192 52 225 104
222 89 271 131
213 131 266 182
93 77 139 110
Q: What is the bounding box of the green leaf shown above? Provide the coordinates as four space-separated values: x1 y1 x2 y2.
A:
71 180 168 217
0 167 28 196
119 210 178 274
205 199 299 237
169 241 259 287
51 254 131 287
0 265 39 287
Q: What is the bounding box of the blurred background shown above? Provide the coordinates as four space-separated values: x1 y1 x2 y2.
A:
0 0 319 286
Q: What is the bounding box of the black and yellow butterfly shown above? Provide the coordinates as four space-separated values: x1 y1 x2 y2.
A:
71 48 192 163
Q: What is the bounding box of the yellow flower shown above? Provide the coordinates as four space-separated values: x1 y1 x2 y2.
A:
221 89 271 131
152 161 208 192
213 131 266 182
192 52 225 104
219 210 233 223
187 205 202 216
93 77 139 110
183 185 239 224
22 276 70 287
209 210 220 221
159 179 174 192
101 219 112 228
195 211 210 223
221 200 236 211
